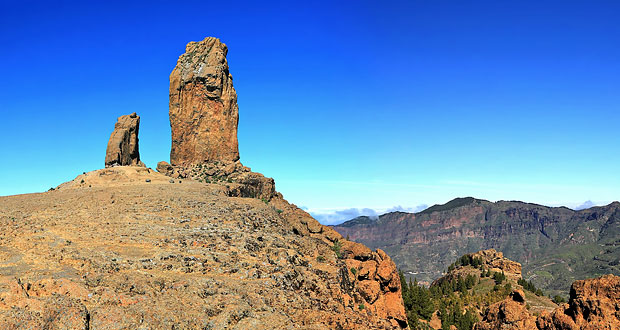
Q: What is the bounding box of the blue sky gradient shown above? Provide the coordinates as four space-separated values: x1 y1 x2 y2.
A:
1 1 619 224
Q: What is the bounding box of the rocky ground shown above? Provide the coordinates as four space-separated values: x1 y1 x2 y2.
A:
0 166 406 329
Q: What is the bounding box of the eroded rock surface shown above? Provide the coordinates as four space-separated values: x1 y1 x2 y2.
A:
471 249 522 279
158 160 277 201
105 112 142 167
475 274 620 330
475 290 538 330
0 167 407 329
537 274 620 330
169 37 239 165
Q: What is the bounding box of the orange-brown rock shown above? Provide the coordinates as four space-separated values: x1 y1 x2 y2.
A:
471 249 522 279
0 167 408 329
0 35 410 330
537 274 620 330
161 160 277 201
169 37 239 165
475 289 538 330
475 275 620 330
359 280 381 304
104 112 142 167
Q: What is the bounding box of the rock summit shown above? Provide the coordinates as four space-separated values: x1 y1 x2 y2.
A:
169 37 239 165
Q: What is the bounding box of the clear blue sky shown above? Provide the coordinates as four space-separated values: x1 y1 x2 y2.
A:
1 1 619 224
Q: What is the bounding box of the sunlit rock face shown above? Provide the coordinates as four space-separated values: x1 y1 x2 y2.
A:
169 37 239 166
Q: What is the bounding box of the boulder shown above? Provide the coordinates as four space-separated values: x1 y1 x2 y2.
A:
156 161 173 175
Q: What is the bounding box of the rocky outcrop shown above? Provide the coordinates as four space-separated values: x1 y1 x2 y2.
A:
474 275 620 330
105 112 143 167
475 289 538 330
157 160 277 201
0 167 408 329
156 161 173 175
341 242 408 328
470 249 522 279
268 197 408 328
0 36 409 330
537 274 620 329
169 37 239 165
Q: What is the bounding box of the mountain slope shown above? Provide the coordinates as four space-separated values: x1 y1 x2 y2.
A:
402 249 557 330
0 166 407 329
332 197 620 296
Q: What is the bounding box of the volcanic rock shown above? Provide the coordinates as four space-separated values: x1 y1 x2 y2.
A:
0 36 409 329
474 289 538 330
169 37 239 165
470 249 522 279
0 167 408 329
105 112 142 167
537 274 620 329
474 274 620 329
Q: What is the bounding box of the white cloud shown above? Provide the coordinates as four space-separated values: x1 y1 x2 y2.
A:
310 204 428 225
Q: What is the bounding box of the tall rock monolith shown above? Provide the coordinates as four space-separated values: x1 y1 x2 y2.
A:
105 112 142 167
169 37 239 166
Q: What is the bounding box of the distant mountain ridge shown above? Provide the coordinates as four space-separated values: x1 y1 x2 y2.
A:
332 197 620 296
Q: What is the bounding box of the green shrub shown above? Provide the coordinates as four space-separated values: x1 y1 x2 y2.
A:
552 295 566 304
331 240 343 258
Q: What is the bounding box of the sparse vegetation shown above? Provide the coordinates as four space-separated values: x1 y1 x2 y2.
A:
518 278 544 296
551 295 567 304
331 240 342 259
399 253 528 330
492 271 506 284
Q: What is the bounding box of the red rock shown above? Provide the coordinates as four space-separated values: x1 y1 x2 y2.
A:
358 260 378 280
358 280 381 304
376 259 394 284
342 240 373 261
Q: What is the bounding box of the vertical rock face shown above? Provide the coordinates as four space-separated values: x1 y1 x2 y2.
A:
169 37 239 166
105 112 142 167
